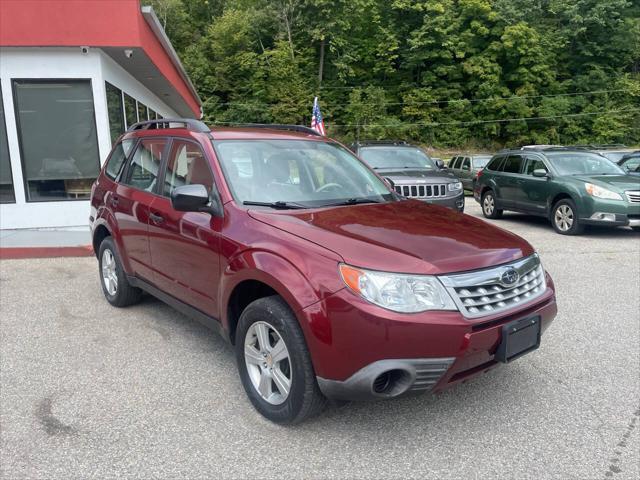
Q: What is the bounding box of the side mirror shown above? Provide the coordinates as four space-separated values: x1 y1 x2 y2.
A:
462 165 470 171
532 169 548 178
171 184 218 215
435 159 445 169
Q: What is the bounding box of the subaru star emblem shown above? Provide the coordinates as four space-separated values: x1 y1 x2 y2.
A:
501 268 519 286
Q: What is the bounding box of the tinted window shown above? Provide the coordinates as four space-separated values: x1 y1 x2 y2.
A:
105 83 124 145
137 102 149 122
450 157 460 169
462 157 471 170
502 155 523 174
485 156 504 171
105 139 136 180
123 138 167 192
163 140 213 196
0 84 15 203
525 157 548 175
123 92 137 128
13 79 100 201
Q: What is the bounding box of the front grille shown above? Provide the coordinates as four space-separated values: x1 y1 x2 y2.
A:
625 191 640 203
439 255 546 319
408 359 455 392
394 183 447 198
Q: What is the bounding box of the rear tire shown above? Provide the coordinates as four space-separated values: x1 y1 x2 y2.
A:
551 199 584 235
481 190 503 219
98 237 142 307
235 296 326 424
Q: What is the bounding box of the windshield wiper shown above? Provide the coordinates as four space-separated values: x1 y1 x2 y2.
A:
243 201 308 210
319 197 382 207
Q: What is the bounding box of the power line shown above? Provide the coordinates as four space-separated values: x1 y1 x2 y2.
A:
326 107 640 128
210 88 630 108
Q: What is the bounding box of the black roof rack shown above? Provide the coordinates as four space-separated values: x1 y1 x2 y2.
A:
354 140 411 146
227 124 323 136
127 118 211 133
574 143 627 150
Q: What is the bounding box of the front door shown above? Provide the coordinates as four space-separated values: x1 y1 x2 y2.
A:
148 138 222 318
495 154 524 208
114 137 168 281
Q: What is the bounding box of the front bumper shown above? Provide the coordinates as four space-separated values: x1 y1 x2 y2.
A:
303 274 557 401
419 192 465 212
579 197 640 227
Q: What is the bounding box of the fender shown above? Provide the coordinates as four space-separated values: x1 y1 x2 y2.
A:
92 206 134 275
219 248 342 330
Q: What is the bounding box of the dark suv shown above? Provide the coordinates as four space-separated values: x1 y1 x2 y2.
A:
351 141 465 211
474 147 640 234
91 119 557 423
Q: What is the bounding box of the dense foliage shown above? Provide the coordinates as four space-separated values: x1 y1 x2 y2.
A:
151 0 639 147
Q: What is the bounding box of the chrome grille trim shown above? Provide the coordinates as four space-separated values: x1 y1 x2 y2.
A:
625 191 640 203
439 255 546 319
394 183 447 199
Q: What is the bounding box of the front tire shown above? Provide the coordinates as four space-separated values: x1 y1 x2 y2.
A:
551 199 584 235
235 296 326 424
98 237 142 307
482 190 503 219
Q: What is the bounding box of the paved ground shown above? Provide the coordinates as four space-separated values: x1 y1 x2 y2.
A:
1 201 639 479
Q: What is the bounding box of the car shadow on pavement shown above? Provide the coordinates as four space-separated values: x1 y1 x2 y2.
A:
497 212 640 238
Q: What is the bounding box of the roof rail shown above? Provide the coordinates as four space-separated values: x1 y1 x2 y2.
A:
354 140 410 146
229 124 323 136
127 118 210 133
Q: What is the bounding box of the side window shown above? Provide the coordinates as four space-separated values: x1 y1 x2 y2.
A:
450 157 460 169
525 157 548 175
163 140 213 196
486 156 504 171
462 157 471 170
122 138 167 192
105 139 135 180
502 155 523 174
623 158 640 172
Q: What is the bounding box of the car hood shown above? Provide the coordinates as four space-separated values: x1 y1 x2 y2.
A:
571 174 640 191
375 168 458 183
248 200 534 275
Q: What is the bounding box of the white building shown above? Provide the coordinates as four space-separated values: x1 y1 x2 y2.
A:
0 0 202 230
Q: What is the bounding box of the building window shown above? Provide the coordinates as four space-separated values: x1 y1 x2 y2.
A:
0 83 16 203
149 108 157 120
137 101 149 122
123 92 137 129
13 79 100 201
105 82 125 145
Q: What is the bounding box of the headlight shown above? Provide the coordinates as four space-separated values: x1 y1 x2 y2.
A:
448 182 463 191
339 264 457 313
585 183 622 200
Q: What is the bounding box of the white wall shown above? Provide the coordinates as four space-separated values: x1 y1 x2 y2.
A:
0 47 179 230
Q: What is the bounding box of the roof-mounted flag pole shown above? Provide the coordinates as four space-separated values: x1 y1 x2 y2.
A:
310 97 326 136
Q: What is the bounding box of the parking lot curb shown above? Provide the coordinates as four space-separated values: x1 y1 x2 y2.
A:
0 246 94 260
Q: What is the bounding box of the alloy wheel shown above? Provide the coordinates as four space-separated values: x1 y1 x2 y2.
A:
244 321 292 405
555 205 574 232
101 249 118 296
483 195 495 215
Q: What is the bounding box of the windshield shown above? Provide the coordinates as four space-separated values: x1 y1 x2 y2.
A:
545 152 625 176
359 146 436 170
473 156 492 168
212 140 394 208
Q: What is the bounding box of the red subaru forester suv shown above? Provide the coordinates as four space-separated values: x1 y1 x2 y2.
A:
90 119 557 423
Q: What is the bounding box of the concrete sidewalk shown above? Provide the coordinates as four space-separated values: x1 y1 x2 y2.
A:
0 228 92 259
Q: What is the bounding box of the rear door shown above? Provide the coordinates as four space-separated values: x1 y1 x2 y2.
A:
114 137 168 281
518 155 552 213
495 154 524 208
460 156 473 189
148 138 222 317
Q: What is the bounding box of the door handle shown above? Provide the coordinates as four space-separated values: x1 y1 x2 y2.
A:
109 195 119 207
149 212 164 224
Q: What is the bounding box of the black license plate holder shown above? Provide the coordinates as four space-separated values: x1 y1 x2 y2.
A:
495 316 541 363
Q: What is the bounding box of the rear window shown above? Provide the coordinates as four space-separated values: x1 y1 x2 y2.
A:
105 139 135 180
485 156 504 171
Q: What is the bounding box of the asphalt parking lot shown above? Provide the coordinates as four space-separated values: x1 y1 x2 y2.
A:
1 201 639 479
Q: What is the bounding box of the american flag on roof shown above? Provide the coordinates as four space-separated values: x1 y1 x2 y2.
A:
311 97 326 136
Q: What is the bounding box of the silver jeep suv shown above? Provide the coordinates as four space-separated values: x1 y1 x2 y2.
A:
352 141 464 212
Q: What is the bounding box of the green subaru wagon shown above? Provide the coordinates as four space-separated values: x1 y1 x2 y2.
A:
473 148 640 235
